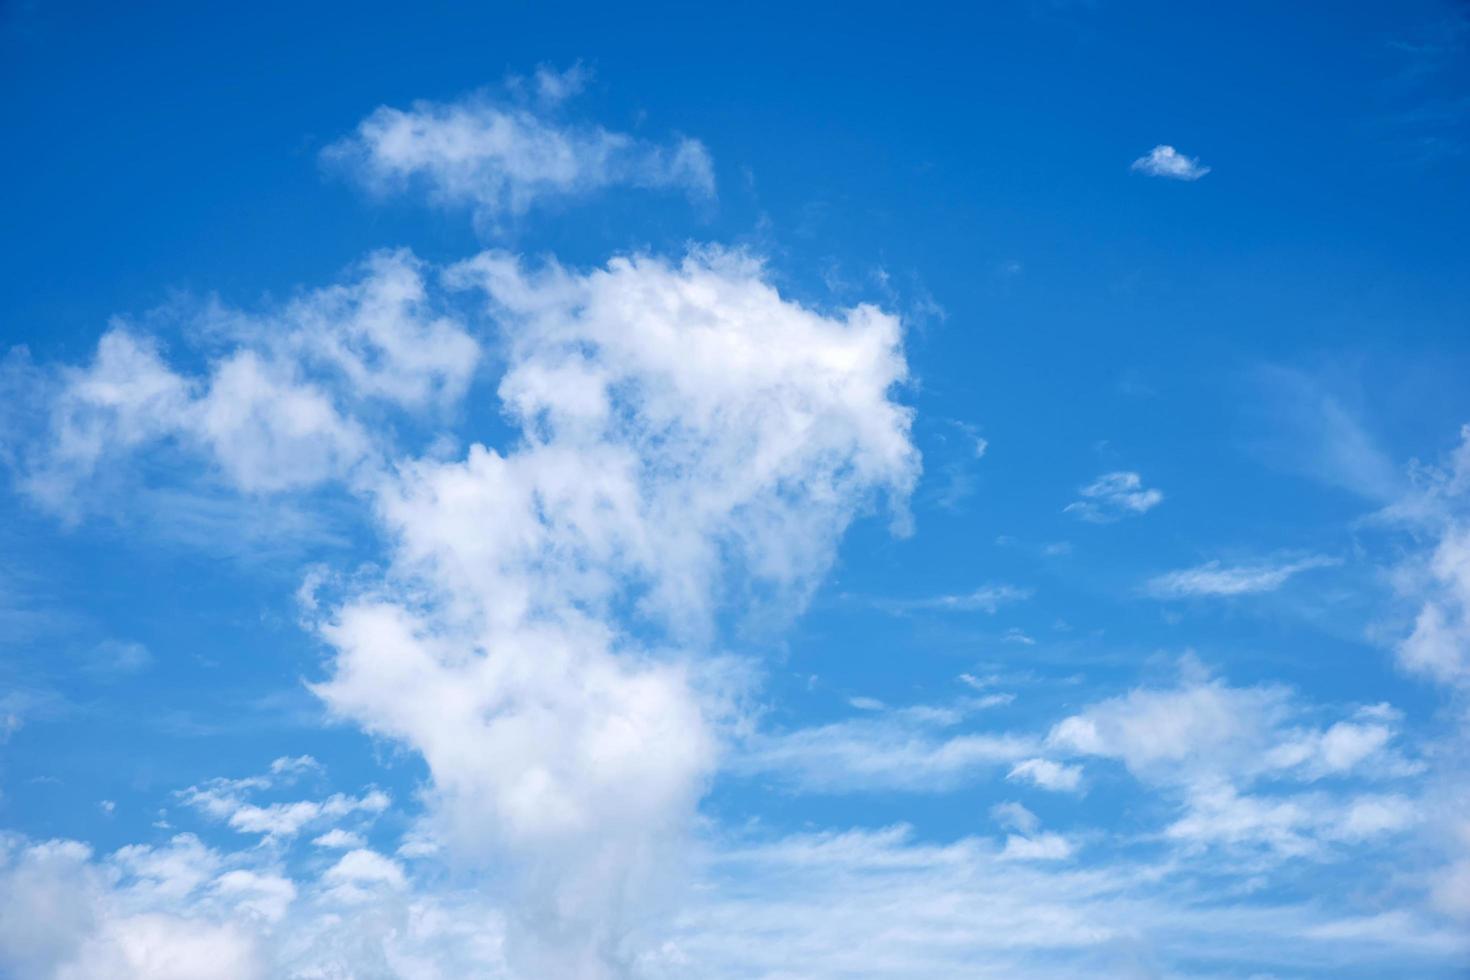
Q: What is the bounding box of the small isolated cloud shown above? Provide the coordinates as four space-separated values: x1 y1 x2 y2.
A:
1145 555 1341 599
1007 757 1084 792
1131 145 1210 181
1065 471 1163 522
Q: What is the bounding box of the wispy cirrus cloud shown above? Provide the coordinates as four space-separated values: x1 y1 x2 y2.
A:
1130 144 1210 181
872 583 1032 614
1144 555 1341 599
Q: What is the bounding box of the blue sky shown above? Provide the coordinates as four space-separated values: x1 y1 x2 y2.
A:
2 2 1470 977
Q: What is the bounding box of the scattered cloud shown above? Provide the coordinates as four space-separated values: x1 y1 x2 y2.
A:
311 828 366 850
737 710 1035 793
874 583 1032 614
1387 425 1470 686
1130 144 1210 181
177 759 388 842
1047 666 1423 855
13 250 478 518
1144 555 1341 598
1007 757 1084 793
1064 471 1163 522
323 78 714 231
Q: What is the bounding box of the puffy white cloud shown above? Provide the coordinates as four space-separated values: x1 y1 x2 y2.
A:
1063 471 1162 522
1130 145 1210 181
11 237 919 976
304 245 919 974
0 836 266 980
0 830 514 979
15 250 478 515
1144 554 1341 599
323 90 714 228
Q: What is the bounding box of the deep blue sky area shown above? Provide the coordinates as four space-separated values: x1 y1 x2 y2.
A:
2 2 1469 978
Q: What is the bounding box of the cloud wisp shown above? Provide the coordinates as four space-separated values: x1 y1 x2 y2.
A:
1144 555 1341 599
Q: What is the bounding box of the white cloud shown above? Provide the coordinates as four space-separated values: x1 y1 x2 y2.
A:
876 583 1032 614
1048 669 1421 855
312 828 365 850
0 830 513 979
1064 471 1162 522
1130 145 1210 181
1369 425 1470 687
16 250 478 517
1145 555 1341 598
643 824 1466 977
737 709 1034 793
13 236 919 975
267 755 321 778
323 88 714 229
1007 757 1084 793
1399 522 1470 686
999 832 1075 861
1164 782 1418 855
304 245 918 973
177 759 389 841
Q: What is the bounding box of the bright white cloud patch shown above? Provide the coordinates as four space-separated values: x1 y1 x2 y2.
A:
294 246 917 974
6 223 919 976
1145 554 1340 598
1007 757 1083 793
1064 470 1162 522
324 87 714 229
1130 144 1210 181
17 250 478 517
